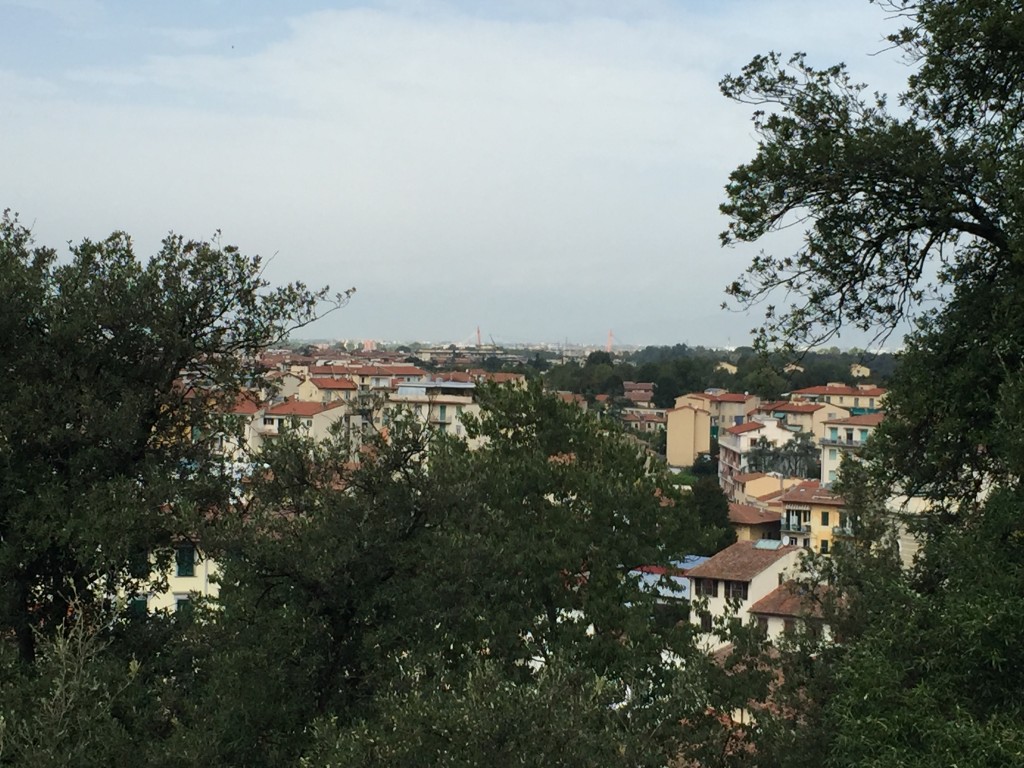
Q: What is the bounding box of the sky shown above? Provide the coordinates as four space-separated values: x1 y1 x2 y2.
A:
1 0 912 348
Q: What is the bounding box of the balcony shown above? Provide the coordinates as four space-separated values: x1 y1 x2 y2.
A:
832 525 854 537
781 520 811 534
820 437 866 448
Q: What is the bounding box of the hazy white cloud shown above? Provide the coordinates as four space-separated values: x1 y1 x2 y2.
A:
1 0 909 346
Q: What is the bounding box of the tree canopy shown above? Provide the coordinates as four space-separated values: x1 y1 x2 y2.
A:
0 212 348 666
717 1 1024 764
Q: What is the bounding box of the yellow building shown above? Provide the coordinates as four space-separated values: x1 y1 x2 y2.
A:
676 390 761 435
142 541 219 613
787 383 886 415
665 404 711 468
728 502 781 541
778 481 846 554
730 472 805 505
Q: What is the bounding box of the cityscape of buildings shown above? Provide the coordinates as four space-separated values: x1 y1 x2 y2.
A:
151 337 911 663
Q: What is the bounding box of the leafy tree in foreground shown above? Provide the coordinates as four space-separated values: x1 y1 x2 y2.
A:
0 212 342 664
719 1 1024 765
158 383 729 767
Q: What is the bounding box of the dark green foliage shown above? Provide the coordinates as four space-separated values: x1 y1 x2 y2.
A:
135 383 728 766
686 477 736 555
718 1 1024 765
0 213 336 665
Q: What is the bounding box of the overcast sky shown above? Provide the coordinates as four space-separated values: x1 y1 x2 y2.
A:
2 0 910 347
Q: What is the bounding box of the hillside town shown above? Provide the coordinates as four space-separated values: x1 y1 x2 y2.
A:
156 341 906 666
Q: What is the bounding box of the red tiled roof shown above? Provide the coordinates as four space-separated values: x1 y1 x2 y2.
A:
228 393 262 415
485 372 526 384
728 502 781 526
725 421 764 435
749 581 827 619
264 400 344 417
687 541 797 582
778 481 844 507
310 377 357 390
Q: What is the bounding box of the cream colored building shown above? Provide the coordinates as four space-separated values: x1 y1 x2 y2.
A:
787 383 886 414
383 380 482 445
297 375 359 404
677 390 761 435
665 404 711 468
718 416 797 500
728 502 781 542
730 472 806 505
748 581 830 643
143 542 220 613
687 540 801 652
820 412 885 485
752 400 853 439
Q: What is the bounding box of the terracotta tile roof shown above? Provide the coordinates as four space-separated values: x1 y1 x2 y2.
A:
485 372 526 384
728 502 780 526
725 421 764 435
824 412 885 427
749 581 827 619
227 392 262 415
264 400 345 417
310 377 357 390
779 481 844 507
438 371 474 383
687 540 797 582
308 365 352 377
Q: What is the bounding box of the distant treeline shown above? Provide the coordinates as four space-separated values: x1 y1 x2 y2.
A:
542 345 898 405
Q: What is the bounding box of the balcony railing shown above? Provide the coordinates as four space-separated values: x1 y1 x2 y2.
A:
781 521 811 533
820 437 866 448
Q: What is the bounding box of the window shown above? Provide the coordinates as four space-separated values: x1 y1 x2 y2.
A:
783 618 796 636
726 581 749 601
828 470 837 482
802 538 810 548
263 417 274 426
859 429 869 442
828 448 837 461
756 616 769 637
175 543 195 577
820 539 830 554
801 510 810 524
128 596 148 619
696 578 718 598
699 611 713 632
829 427 839 440
174 596 192 616
821 510 830 527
